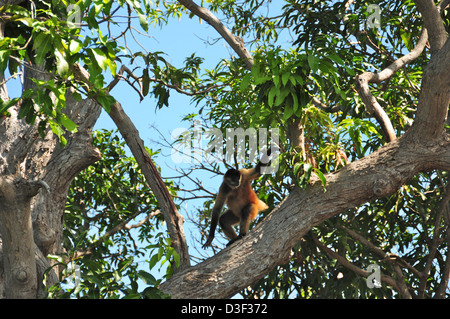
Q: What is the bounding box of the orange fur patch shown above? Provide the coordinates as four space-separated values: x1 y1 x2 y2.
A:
226 180 268 220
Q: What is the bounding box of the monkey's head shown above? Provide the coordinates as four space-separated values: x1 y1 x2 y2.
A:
224 168 241 189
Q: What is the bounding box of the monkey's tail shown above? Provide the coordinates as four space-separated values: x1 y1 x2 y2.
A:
250 199 269 220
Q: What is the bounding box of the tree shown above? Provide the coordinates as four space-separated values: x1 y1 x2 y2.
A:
0 0 449 299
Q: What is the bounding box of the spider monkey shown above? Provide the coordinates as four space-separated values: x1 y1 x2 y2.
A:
202 150 272 248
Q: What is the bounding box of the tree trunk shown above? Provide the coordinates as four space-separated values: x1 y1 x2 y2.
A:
0 64 102 298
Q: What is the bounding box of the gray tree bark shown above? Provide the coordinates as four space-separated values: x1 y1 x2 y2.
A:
0 62 102 298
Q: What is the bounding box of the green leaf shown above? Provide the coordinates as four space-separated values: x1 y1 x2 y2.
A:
291 92 300 114
282 104 294 121
38 119 47 138
149 254 159 270
69 39 83 55
17 97 33 120
91 48 108 71
239 73 251 91
54 49 69 76
33 33 52 66
307 54 318 73
96 94 116 113
60 114 78 133
303 163 313 180
273 74 280 87
172 250 180 268
328 54 345 66
0 97 19 114
314 168 327 191
47 254 65 263
293 162 302 177
267 86 277 107
254 75 271 85
275 86 290 107
294 74 304 86
107 59 117 77
0 4 29 15
138 12 149 32
0 50 11 73
142 68 150 97
137 270 157 285
49 119 67 146
158 247 164 260
282 72 290 86
400 29 412 50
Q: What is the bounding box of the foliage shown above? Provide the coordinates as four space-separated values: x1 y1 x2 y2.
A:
48 130 174 299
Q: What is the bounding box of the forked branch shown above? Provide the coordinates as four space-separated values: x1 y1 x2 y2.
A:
355 29 429 143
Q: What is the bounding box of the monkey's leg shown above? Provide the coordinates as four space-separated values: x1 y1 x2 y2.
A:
226 204 258 247
238 203 258 237
219 209 239 241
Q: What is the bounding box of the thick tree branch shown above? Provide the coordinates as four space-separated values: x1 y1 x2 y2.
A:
160 134 450 298
108 100 190 271
414 0 447 54
0 177 38 298
408 35 450 140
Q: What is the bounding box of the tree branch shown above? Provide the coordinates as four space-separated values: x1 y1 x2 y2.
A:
310 233 412 298
177 0 254 70
408 32 450 140
160 134 450 298
73 210 161 259
420 180 450 297
354 29 429 143
414 0 447 54
339 225 421 279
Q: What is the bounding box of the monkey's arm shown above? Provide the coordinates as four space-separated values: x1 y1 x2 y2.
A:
202 184 231 248
247 149 273 180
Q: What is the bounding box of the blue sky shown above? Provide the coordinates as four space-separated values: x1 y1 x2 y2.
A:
95 17 228 147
